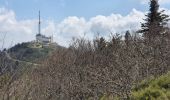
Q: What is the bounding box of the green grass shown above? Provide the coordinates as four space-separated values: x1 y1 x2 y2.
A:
99 72 170 100
131 72 170 100
8 42 55 63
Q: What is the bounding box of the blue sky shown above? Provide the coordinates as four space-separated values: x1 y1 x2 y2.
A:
0 0 170 48
0 0 150 20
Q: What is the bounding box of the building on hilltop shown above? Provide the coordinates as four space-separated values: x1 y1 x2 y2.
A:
36 11 53 45
36 33 52 44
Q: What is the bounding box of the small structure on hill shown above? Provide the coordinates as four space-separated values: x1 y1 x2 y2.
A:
36 34 52 44
36 11 53 45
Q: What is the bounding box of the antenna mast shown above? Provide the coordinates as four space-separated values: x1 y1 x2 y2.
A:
38 11 41 34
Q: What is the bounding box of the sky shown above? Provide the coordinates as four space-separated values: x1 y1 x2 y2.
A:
0 0 170 48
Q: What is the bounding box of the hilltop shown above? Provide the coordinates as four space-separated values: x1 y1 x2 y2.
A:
7 42 61 63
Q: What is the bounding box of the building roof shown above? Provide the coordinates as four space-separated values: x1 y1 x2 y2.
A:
36 33 41 36
36 34 51 39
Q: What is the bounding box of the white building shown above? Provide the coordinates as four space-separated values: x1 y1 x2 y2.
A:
36 34 52 44
36 11 53 45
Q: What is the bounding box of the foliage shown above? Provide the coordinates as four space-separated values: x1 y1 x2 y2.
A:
8 42 55 63
131 72 170 100
0 73 10 89
140 0 169 38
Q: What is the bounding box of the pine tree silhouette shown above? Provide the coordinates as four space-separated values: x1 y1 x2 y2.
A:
140 0 169 39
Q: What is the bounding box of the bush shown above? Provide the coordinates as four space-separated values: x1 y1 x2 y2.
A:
0 73 10 89
131 72 170 100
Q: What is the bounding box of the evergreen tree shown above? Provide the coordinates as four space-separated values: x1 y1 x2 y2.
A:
140 0 169 38
98 37 106 51
125 31 132 46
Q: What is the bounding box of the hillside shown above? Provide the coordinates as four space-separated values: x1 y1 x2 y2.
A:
100 72 170 100
0 42 65 99
131 72 170 100
7 42 59 63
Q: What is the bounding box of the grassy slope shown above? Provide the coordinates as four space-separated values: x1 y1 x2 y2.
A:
131 72 170 100
100 72 170 100
8 42 56 63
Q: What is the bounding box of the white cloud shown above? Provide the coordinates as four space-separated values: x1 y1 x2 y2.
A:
0 7 169 48
50 8 145 46
160 0 170 4
55 17 89 46
140 0 170 4
0 8 38 49
0 7 145 48
89 9 144 34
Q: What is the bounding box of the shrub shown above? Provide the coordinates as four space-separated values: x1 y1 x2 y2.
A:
131 72 170 100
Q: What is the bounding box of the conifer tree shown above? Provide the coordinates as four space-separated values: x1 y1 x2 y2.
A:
140 0 169 38
125 31 131 46
98 37 106 51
